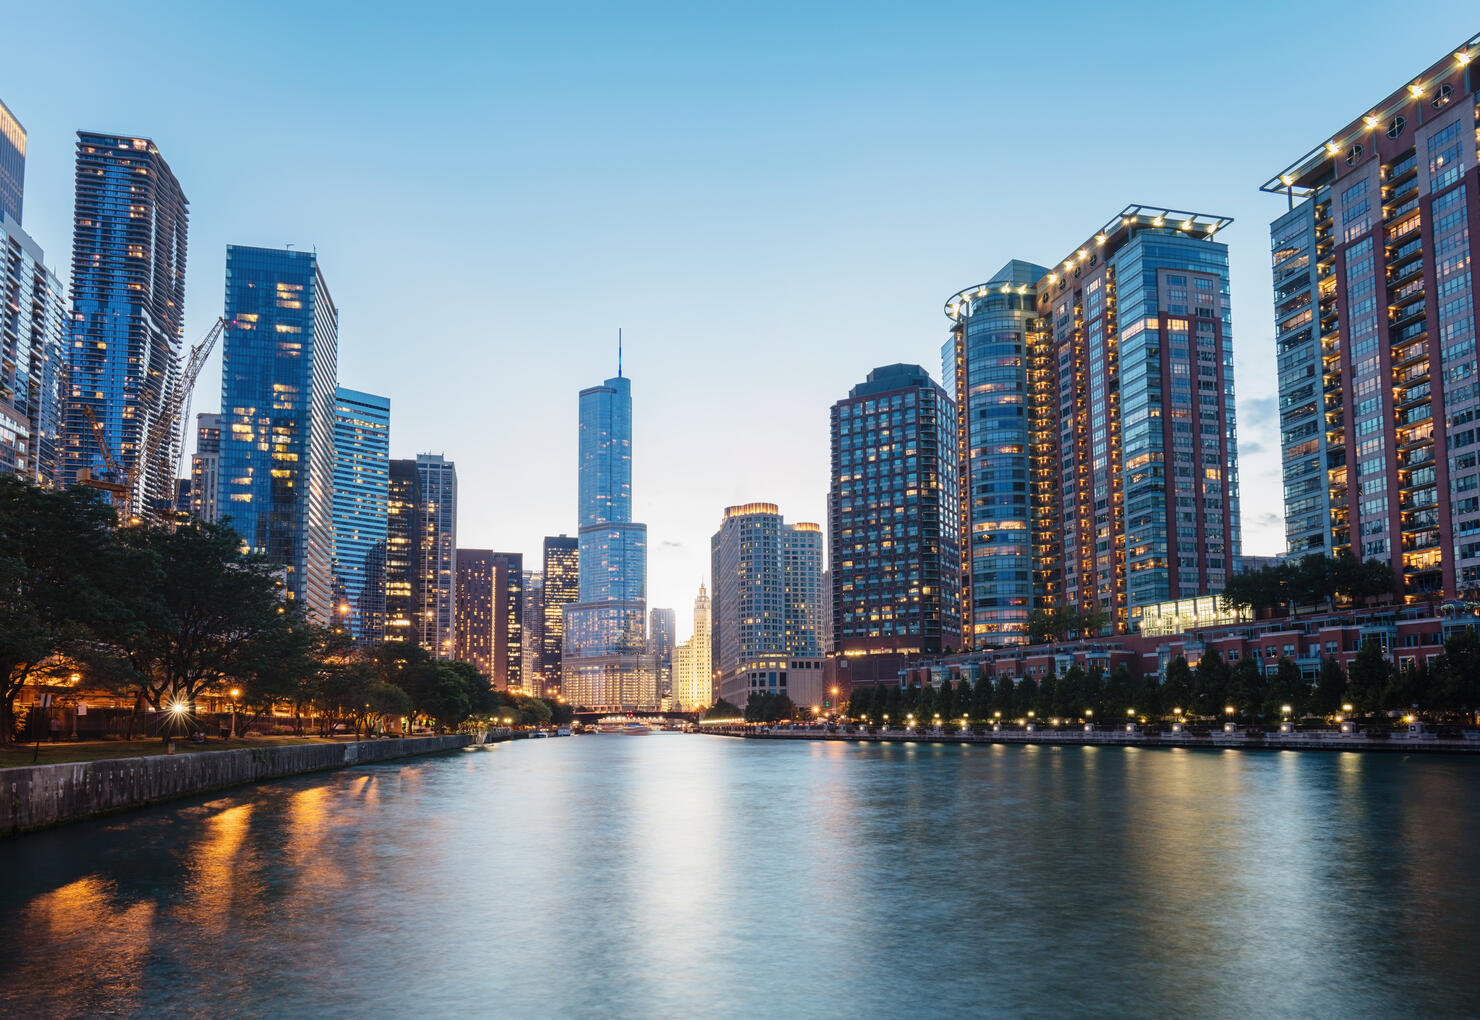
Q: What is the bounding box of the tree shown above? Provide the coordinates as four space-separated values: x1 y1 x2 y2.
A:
1229 655 1265 716
970 674 993 722
1431 629 1480 714
112 521 305 739
0 481 151 744
1192 650 1232 718
1312 656 1346 715
1266 657 1306 719
704 698 742 721
1162 656 1193 716
1347 640 1392 715
936 678 956 722
848 684 877 720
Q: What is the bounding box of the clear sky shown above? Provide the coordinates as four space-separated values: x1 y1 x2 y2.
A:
5 3 1477 638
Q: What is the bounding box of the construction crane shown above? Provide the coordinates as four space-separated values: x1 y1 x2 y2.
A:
132 316 228 518
75 404 133 515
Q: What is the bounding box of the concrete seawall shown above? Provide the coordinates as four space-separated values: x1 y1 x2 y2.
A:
1 735 471 838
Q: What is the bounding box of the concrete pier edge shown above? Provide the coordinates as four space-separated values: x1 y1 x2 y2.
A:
1 734 472 838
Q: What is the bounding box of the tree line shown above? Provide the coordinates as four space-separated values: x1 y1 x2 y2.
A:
0 479 571 744
1219 552 1394 616
846 634 1480 726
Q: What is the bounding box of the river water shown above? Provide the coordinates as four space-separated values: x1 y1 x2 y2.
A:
1 735 1477 1018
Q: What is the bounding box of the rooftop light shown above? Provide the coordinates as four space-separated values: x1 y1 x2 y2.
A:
1407 82 1424 98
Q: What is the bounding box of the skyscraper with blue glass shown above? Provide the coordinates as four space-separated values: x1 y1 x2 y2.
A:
562 374 655 708
218 245 339 623
945 206 1241 643
0 98 65 488
332 387 390 644
64 132 189 518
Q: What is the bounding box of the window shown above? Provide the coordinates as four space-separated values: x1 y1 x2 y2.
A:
1387 115 1406 139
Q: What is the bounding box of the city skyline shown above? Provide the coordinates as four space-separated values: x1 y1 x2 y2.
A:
3 6 1478 627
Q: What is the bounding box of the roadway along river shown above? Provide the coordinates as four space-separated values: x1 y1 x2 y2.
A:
2 735 1478 1018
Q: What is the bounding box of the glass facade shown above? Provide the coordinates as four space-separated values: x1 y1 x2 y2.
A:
189 412 221 523
416 454 457 657
563 375 653 709
385 459 422 644
332 387 390 645
830 363 960 657
0 98 24 226
218 245 338 622
944 208 1241 641
456 550 523 687
65 132 188 519
1265 39 1480 598
540 535 579 696
0 212 65 486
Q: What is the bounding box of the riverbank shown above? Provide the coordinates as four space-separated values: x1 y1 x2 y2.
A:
0 734 471 837
702 725 1480 754
0 734 338 768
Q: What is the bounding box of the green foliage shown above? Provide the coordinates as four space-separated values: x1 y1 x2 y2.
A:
1028 604 1109 644
1220 553 1393 616
1346 640 1392 715
0 480 152 743
703 698 742 720
744 691 797 723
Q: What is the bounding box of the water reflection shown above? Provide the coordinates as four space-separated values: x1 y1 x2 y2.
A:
0 739 1477 1018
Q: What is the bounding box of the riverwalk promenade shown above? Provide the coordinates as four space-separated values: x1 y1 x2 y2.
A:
702 722 1480 754
1 733 474 837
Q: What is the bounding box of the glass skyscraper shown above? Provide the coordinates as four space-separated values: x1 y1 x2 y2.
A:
0 99 65 488
64 132 188 518
416 454 457 657
1265 37 1480 598
0 99 24 225
189 412 221 522
540 534 579 696
332 387 390 644
385 459 422 644
562 375 654 709
944 206 1241 641
218 245 339 622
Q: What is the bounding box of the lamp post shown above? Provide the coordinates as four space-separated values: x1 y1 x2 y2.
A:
229 687 241 739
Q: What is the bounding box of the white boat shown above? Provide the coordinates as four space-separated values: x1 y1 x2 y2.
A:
618 722 652 735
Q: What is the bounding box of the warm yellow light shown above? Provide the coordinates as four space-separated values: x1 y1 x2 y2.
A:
1459 51 1473 67
1280 174 1294 186
1325 141 1340 155
1180 219 1193 231
1173 707 1183 714
1363 115 1378 129
1095 234 1106 246
230 688 241 698
1281 704 1292 714
1225 705 1235 715
1342 703 1353 712
1407 82 1424 97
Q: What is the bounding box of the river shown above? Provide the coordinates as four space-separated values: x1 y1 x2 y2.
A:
1 735 1477 1018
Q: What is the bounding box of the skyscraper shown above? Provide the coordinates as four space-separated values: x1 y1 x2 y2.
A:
0 100 65 488
944 205 1241 640
416 454 457 658
540 534 579 696
522 569 544 695
671 582 711 711
385 459 422 644
189 413 221 523
0 99 24 225
64 132 189 518
829 364 960 685
562 374 653 709
710 504 825 710
456 550 523 688
1266 37 1480 598
649 606 675 702
218 245 339 622
332 388 390 644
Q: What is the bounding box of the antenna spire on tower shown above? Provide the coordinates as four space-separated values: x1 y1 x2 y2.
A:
618 327 623 378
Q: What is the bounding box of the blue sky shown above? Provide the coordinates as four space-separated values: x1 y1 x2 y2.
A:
5 3 1477 636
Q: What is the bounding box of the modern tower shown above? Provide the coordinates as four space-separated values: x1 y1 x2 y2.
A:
332 388 390 644
562 374 653 709
540 534 579 696
944 205 1241 640
385 459 422 644
671 582 712 711
522 569 544 695
828 364 961 685
0 100 65 487
64 132 189 518
218 245 339 622
1264 36 1480 598
0 99 24 225
189 412 221 522
456 549 523 688
710 503 825 709
648 606 676 701
416 454 457 657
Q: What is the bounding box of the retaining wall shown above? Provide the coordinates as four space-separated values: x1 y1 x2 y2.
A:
0 734 470 838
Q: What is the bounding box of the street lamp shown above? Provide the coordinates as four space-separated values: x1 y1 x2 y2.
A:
229 687 241 739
